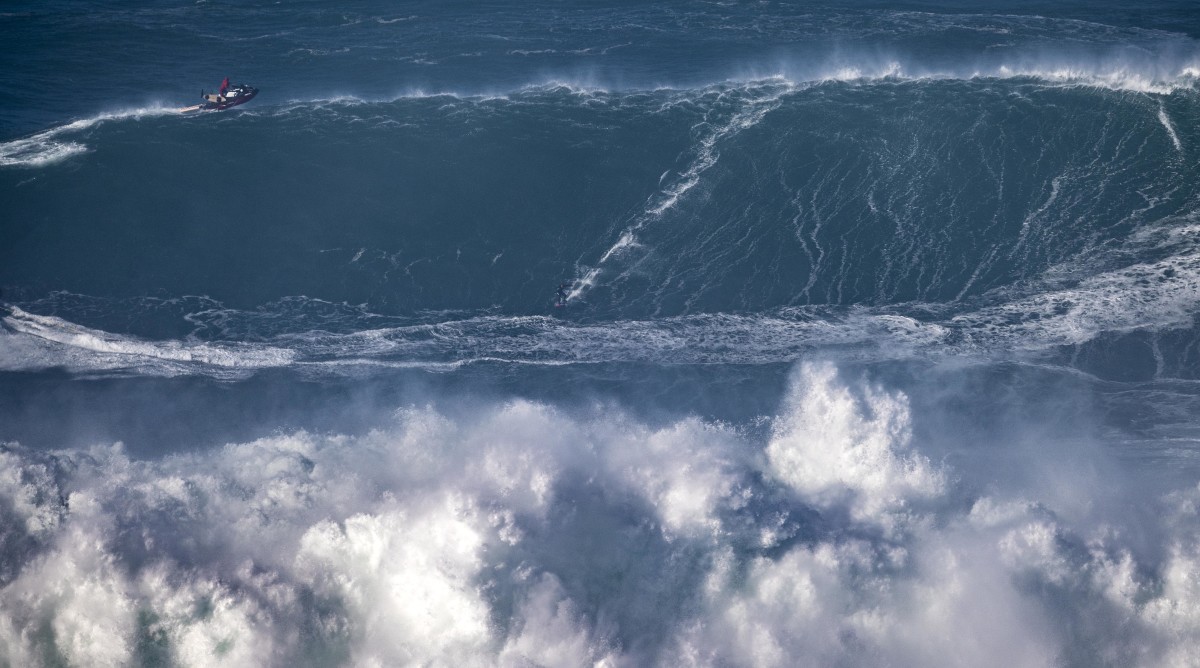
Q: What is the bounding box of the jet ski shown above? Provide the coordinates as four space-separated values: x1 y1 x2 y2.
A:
192 83 258 110
177 79 259 113
200 83 258 110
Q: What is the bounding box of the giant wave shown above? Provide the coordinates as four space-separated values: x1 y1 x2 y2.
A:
4 2 1200 666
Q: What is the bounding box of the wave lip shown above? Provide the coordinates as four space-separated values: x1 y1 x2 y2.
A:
771 53 1200 93
301 55 1200 111
4 48 1195 169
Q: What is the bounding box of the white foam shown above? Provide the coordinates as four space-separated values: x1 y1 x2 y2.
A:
0 304 942 377
1 494 137 667
0 135 87 167
374 15 416 25
776 51 1200 94
953 231 1200 350
499 574 616 666
1 366 1199 664
193 44 1200 123
682 529 1068 667
767 362 945 528
603 416 742 536
138 563 285 668
4 212 1199 378
5 254 1195 376
0 106 178 168
0 449 65 536
1158 101 1184 153
1 307 295 378
295 500 493 665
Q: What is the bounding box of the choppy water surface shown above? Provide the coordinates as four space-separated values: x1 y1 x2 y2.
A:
2 2 1200 666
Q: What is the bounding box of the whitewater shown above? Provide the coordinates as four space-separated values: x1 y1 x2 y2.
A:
3 2 1200 666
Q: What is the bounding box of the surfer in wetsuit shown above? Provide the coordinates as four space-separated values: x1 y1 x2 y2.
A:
555 283 569 306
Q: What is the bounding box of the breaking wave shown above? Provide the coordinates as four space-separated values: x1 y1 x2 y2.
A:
1 364 1198 666
4 3 1200 666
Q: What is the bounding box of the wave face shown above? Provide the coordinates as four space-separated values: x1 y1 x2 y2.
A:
3 2 1200 666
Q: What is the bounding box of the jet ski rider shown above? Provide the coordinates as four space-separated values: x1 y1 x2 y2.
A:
202 77 231 104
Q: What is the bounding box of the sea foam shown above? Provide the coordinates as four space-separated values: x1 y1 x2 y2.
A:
1 363 1198 665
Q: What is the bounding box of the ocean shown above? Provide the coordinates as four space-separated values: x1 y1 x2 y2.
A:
2 1 1199 665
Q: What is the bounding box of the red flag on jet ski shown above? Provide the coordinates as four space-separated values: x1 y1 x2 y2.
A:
219 77 229 94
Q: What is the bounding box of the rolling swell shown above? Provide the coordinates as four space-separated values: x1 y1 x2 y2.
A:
3 76 1197 371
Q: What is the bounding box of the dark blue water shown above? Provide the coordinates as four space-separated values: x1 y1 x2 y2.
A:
2 2 1200 666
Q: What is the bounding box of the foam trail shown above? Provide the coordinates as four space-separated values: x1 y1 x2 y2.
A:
0 128 87 168
0 106 179 168
571 81 794 301
1158 101 1183 153
1 307 295 377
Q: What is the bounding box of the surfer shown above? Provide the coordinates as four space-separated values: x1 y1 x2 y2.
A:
555 283 569 306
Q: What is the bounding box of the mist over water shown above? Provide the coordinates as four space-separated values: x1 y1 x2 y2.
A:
3 1 1200 666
